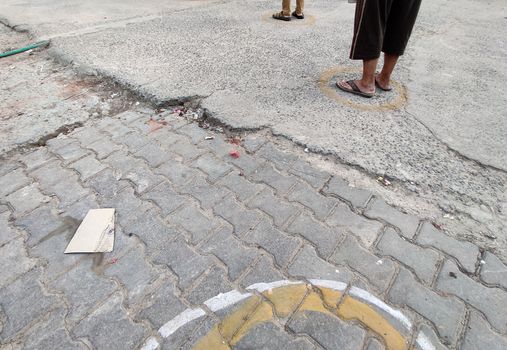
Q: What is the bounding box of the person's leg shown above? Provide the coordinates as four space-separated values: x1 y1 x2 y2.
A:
380 0 422 77
295 0 304 16
339 58 378 94
337 0 391 96
376 53 399 90
282 0 291 16
273 0 292 21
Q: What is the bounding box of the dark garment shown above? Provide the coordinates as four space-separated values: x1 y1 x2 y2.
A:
350 0 422 60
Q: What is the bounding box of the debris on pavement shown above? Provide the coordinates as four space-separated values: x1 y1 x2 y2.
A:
228 136 242 145
432 222 444 230
148 118 168 133
64 208 115 253
229 150 240 159
304 147 309 153
377 176 391 186
205 136 215 140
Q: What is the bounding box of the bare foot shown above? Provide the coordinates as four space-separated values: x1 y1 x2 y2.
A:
338 80 375 94
375 74 392 91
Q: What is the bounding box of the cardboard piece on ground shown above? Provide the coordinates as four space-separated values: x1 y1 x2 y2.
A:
64 208 115 253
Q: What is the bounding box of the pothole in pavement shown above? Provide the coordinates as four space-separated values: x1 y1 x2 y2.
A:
318 66 407 111
142 281 435 350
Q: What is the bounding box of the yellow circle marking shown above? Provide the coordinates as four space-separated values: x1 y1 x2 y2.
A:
261 12 317 26
194 284 409 350
318 66 408 111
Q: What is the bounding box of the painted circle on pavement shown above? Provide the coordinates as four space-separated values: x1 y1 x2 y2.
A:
141 280 436 350
318 66 408 111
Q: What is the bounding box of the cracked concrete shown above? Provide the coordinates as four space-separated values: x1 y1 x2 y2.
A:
1 0 505 250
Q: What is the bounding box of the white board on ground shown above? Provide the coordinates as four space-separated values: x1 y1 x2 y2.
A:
64 208 115 253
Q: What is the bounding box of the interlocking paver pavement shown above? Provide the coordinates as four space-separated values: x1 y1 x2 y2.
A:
1 107 506 350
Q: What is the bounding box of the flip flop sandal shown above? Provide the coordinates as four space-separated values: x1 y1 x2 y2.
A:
375 78 392 91
292 11 305 19
336 80 374 98
273 11 291 21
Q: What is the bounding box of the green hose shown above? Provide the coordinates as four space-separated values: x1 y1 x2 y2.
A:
0 40 50 58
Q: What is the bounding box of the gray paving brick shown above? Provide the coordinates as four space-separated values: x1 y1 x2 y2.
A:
127 115 152 133
250 163 297 194
104 245 159 304
155 160 201 187
166 138 205 161
287 213 343 258
289 244 353 285
0 211 17 246
201 226 258 280
179 316 218 350
186 265 233 305
20 148 54 170
116 110 146 124
137 278 186 329
5 184 50 214
326 203 383 247
213 196 262 236
86 168 128 199
47 177 90 208
22 308 86 350
168 204 222 244
287 181 336 220
436 259 507 334
192 153 233 182
236 322 314 350
16 205 67 247
60 195 99 221
229 152 266 176
0 168 30 197
72 126 104 145
480 251 507 289
29 231 84 282
100 118 133 139
73 293 147 350
124 212 179 252
330 235 396 293
45 135 74 150
99 187 153 227
462 311 507 350
240 255 285 288
50 262 117 322
417 222 479 273
288 310 366 349
142 181 186 216
323 176 372 209
248 188 298 227
69 155 106 181
243 135 267 153
86 137 121 159
51 141 90 164
376 228 440 285
179 175 229 209
0 268 59 341
243 219 300 268
29 160 64 186
123 163 165 193
218 172 264 202
366 338 385 350
257 142 298 171
365 198 420 239
121 131 151 150
151 235 213 288
289 160 330 189
388 268 465 345
0 160 19 177
135 142 172 167
415 323 447 350
178 123 209 144
161 315 210 350
198 135 232 158
0 238 35 288
151 131 187 150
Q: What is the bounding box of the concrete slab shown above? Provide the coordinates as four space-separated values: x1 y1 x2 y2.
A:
1 0 505 219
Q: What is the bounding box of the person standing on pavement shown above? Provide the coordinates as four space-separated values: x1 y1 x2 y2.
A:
337 0 422 98
272 0 305 21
